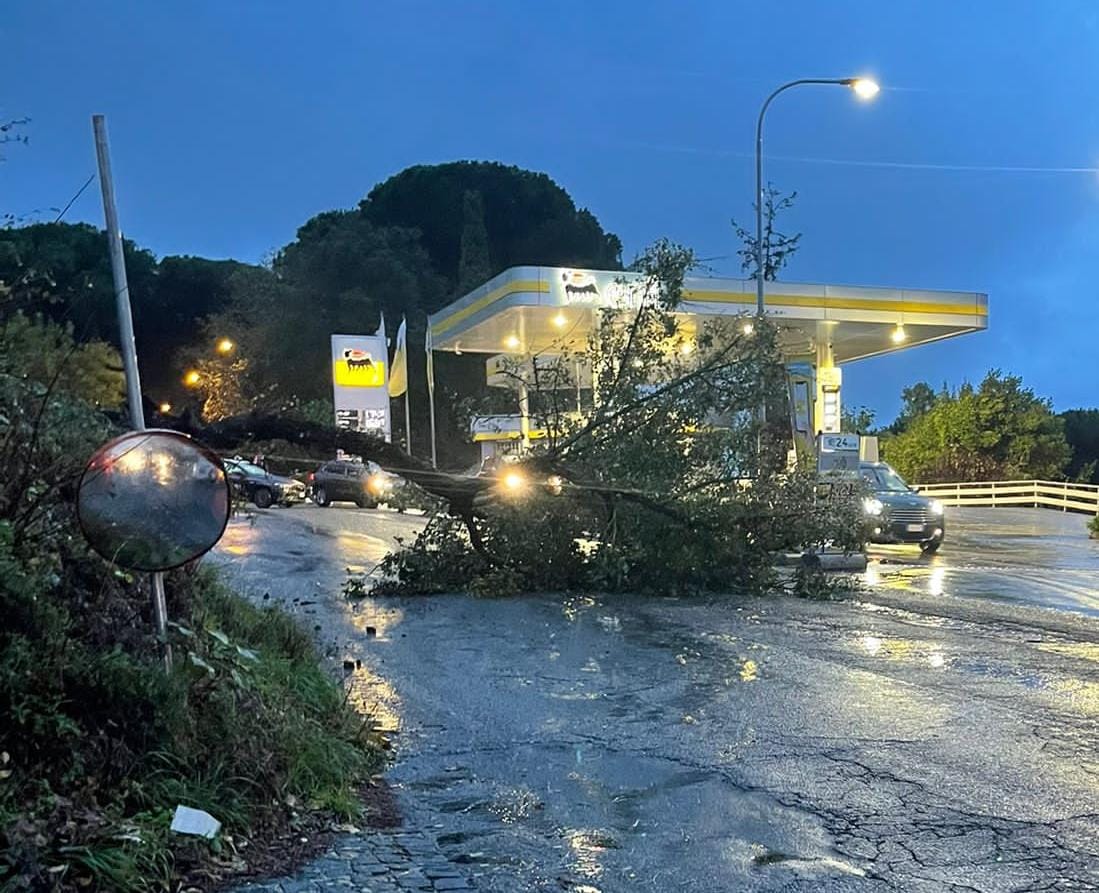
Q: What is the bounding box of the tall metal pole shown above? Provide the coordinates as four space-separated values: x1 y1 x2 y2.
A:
754 79 854 314
404 392 413 455
426 324 437 468
92 115 172 673
753 78 858 437
93 116 144 428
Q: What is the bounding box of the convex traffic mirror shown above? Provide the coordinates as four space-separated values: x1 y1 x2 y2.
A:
77 430 231 571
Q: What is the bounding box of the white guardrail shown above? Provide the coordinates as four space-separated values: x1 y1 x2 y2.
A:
913 480 1099 515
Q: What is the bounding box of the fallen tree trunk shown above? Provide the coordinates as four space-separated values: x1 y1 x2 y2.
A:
171 412 491 515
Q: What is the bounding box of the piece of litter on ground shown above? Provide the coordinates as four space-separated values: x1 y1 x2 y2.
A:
170 805 221 839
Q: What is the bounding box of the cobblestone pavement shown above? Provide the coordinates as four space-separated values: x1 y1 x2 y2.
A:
230 830 476 893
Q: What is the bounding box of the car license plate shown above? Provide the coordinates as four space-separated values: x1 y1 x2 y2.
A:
906 523 925 533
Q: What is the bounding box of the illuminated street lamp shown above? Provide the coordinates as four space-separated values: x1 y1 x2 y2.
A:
752 76 879 432
754 76 879 317
216 337 235 355
159 402 172 414
183 370 201 388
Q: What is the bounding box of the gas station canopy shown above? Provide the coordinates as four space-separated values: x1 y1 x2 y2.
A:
428 266 988 362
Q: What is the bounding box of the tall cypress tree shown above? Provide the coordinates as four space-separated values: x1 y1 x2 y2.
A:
456 189 492 294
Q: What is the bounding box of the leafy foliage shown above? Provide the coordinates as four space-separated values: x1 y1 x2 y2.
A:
0 377 382 891
731 184 802 281
0 312 125 409
882 371 1070 482
361 161 623 285
375 239 864 596
0 222 158 347
841 405 877 435
1061 408 1099 483
457 189 492 294
0 224 244 401
3 164 623 467
888 381 938 435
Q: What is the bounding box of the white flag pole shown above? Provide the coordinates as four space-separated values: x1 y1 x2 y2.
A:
426 321 437 468
403 318 412 455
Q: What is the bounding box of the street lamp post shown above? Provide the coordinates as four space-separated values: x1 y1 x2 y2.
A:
752 77 879 439
754 77 879 316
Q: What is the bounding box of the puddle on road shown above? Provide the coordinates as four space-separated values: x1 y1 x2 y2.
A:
565 828 618 879
864 550 1099 617
414 743 853 890
563 595 598 621
1037 641 1099 663
751 847 866 877
346 665 402 733
343 600 404 640
1049 677 1099 715
334 530 392 564
854 634 949 670
218 519 259 556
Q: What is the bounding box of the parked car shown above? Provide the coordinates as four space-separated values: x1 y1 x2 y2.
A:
223 458 307 508
310 459 396 508
860 461 945 554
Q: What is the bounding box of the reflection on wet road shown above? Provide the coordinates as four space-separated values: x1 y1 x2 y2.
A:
865 506 1099 616
213 505 1099 891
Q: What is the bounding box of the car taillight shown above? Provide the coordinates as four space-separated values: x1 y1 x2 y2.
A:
308 472 315 482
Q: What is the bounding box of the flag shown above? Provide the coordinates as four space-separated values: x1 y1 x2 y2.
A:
388 315 408 397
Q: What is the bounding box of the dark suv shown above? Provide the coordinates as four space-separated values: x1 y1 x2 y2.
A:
223 458 307 508
860 461 945 554
310 460 392 508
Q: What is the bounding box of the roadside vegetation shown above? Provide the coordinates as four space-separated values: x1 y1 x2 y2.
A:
0 324 382 890
880 372 1071 483
373 241 866 597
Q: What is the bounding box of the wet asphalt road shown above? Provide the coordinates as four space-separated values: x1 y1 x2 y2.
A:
212 506 1099 891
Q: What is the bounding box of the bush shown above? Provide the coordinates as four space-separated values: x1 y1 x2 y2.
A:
0 375 383 891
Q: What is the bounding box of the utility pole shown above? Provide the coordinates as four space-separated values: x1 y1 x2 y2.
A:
92 115 171 672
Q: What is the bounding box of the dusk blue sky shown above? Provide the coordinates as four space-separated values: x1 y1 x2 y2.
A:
5 1 1099 423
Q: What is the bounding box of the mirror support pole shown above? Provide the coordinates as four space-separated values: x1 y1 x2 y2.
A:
93 115 171 673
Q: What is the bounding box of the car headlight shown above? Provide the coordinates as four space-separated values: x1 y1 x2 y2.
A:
930 499 944 516
367 473 389 495
862 497 884 517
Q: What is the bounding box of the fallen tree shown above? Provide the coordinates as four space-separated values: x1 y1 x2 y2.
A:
181 241 865 596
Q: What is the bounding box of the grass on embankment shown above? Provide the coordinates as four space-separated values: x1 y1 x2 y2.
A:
0 544 384 892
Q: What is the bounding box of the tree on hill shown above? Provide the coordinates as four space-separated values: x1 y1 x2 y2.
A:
273 210 445 322
1061 408 1099 483
360 161 622 291
203 213 447 405
457 189 492 294
0 222 158 346
0 224 244 401
145 255 243 396
199 163 622 463
888 381 938 434
882 371 1070 483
